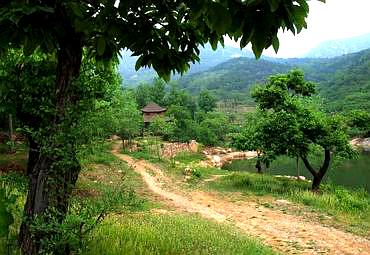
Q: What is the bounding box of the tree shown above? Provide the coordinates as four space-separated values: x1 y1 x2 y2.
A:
134 83 152 109
111 91 142 147
150 116 175 141
149 115 176 160
166 105 198 142
197 112 229 146
0 1 318 253
150 78 167 107
0 49 121 253
346 110 370 137
232 111 270 173
245 70 355 191
165 84 197 118
198 90 217 113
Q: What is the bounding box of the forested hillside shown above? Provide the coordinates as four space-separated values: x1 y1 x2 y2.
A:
178 49 370 111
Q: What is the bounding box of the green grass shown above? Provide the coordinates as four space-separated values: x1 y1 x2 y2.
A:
83 213 277 255
173 151 205 164
208 172 370 236
78 142 117 165
76 141 151 214
0 173 27 255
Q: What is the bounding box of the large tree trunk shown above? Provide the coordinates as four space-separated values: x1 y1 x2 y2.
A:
19 17 83 254
301 149 331 192
26 137 39 177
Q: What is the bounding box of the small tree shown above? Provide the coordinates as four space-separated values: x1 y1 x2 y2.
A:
198 90 217 113
232 111 269 173
166 105 198 142
111 92 142 149
149 116 175 160
197 112 229 146
240 70 355 191
346 110 370 138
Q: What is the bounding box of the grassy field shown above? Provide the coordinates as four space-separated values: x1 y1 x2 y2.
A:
84 213 276 255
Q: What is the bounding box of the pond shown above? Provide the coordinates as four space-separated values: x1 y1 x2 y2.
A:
222 152 370 193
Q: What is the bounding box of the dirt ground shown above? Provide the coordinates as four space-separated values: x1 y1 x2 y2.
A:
112 142 370 255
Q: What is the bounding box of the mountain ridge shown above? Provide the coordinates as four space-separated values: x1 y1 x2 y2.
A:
177 49 370 111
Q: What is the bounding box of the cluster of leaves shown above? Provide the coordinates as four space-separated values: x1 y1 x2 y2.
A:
0 0 315 79
345 110 370 138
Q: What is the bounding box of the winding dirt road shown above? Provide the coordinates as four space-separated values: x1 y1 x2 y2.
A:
112 143 370 255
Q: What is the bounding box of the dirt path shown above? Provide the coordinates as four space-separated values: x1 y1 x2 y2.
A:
112 144 370 255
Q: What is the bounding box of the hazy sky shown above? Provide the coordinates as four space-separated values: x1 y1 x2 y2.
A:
225 0 370 58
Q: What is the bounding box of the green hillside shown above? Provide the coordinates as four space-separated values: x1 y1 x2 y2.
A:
178 49 370 111
178 58 292 105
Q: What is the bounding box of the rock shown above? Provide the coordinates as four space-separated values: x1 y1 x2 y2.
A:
212 155 221 163
110 134 120 140
275 199 291 205
183 167 193 176
189 140 199 152
350 137 370 152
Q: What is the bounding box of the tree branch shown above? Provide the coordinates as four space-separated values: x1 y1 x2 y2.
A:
318 149 331 178
301 157 318 178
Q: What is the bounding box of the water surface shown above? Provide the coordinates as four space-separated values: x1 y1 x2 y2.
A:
223 153 370 192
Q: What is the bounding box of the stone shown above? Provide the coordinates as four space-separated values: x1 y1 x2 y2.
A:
212 155 221 163
189 140 199 152
275 199 291 205
183 167 193 176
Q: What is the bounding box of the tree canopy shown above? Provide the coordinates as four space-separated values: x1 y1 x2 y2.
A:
234 70 354 191
0 0 319 78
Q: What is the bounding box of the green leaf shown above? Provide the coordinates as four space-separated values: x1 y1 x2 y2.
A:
69 3 83 17
267 0 281 12
207 3 232 34
97 37 106 56
272 36 279 53
135 55 144 71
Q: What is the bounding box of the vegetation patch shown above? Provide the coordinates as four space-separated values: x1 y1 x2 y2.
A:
83 213 277 255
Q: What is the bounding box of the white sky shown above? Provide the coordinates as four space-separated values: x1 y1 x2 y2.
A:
224 0 370 58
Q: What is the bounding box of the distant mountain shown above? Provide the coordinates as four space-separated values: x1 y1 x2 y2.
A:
118 44 255 85
178 49 370 111
305 33 370 58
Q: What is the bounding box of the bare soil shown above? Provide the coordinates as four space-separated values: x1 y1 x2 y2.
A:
112 142 370 255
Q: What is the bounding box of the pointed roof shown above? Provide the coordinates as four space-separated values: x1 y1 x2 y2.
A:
141 102 166 113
